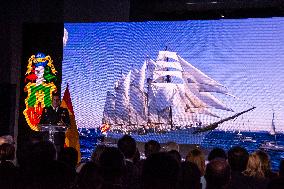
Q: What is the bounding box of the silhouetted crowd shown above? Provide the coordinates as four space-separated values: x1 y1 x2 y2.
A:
0 135 284 189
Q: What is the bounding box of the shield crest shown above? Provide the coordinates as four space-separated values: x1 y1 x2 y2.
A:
23 53 58 131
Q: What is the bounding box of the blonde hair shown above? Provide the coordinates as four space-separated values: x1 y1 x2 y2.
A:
186 148 205 175
256 150 271 177
243 152 265 178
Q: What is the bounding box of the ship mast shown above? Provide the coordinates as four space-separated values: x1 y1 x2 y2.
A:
164 46 174 129
146 58 151 126
271 110 277 143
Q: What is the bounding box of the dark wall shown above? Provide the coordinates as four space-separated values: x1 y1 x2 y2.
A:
64 0 130 22
129 0 284 21
0 84 16 136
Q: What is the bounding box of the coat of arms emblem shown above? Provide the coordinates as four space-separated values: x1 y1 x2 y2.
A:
23 53 57 131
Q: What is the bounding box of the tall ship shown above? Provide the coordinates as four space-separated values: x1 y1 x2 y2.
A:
102 50 255 144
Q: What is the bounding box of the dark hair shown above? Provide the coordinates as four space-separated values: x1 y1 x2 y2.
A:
205 158 231 188
168 150 182 163
179 161 201 189
145 140 161 158
228 146 249 172
91 145 106 164
76 162 103 189
0 143 15 161
58 147 78 169
142 152 180 189
99 147 125 181
117 135 136 159
30 141 57 163
208 148 227 161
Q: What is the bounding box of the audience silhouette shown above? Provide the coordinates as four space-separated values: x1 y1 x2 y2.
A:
0 134 283 189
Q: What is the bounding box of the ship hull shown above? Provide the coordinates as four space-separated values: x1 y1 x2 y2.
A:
106 127 209 145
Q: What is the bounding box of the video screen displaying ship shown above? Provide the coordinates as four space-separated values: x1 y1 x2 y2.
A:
62 18 284 144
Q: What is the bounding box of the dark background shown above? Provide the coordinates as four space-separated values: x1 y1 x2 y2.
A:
0 0 283 143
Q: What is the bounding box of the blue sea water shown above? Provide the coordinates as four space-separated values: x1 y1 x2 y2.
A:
79 128 284 171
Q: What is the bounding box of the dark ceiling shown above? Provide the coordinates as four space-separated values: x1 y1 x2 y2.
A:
129 0 284 21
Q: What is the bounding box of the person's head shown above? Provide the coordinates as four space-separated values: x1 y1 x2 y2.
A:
168 150 182 164
227 146 249 172
29 141 57 164
52 93 61 108
205 158 231 189
17 140 55 169
99 147 125 182
58 147 78 169
117 135 136 159
91 145 106 164
0 143 15 161
186 148 206 176
243 152 264 178
30 160 76 189
145 140 161 158
0 135 14 145
76 162 103 189
164 141 179 152
142 152 180 189
208 148 227 161
255 150 272 176
179 161 201 189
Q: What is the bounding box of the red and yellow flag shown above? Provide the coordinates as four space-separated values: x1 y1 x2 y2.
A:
100 123 110 133
61 84 81 162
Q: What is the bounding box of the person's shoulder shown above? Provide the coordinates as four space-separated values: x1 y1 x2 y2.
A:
60 107 68 110
59 107 69 112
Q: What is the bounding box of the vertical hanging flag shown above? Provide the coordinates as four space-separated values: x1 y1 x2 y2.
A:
61 84 81 162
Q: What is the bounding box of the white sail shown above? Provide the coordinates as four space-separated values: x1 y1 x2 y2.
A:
270 112 276 135
175 84 220 118
153 71 183 83
186 83 233 111
103 91 116 123
156 61 183 71
138 61 147 90
146 59 157 81
178 56 229 94
115 72 131 122
151 83 177 111
157 51 179 61
147 84 158 122
129 68 147 125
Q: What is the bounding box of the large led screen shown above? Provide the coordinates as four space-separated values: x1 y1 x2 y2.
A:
62 18 284 134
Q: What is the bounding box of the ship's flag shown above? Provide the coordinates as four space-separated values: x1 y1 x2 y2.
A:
100 123 110 134
61 84 81 162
